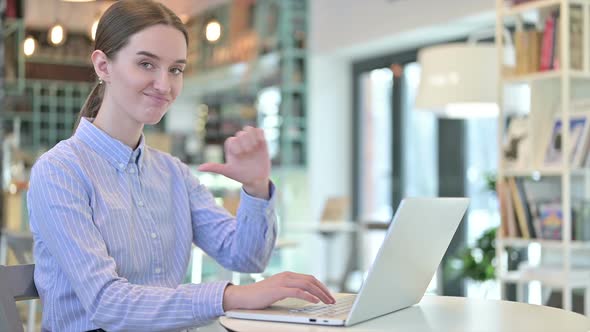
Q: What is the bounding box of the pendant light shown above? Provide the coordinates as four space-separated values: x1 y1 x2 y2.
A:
48 23 66 46
23 36 37 57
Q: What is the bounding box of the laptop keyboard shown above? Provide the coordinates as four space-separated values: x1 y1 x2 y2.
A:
288 294 355 318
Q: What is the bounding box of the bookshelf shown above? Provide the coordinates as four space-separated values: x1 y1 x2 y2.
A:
496 0 590 314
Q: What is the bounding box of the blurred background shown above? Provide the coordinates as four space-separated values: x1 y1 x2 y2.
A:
4 0 590 330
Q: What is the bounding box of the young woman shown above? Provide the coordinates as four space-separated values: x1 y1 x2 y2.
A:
27 1 334 331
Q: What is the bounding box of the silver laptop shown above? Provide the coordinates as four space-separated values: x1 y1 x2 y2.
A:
225 197 469 326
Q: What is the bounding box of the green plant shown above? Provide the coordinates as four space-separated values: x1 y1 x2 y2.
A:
445 172 499 283
447 227 497 282
484 171 497 193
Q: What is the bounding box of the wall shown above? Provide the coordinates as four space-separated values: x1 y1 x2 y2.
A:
307 0 496 221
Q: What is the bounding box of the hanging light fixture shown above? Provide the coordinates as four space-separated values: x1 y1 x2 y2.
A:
23 36 37 57
48 23 67 46
415 43 499 118
415 30 515 118
205 19 222 43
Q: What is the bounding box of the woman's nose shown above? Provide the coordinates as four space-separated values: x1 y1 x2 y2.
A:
153 72 171 93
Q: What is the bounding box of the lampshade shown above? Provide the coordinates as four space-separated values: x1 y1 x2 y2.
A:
415 43 499 118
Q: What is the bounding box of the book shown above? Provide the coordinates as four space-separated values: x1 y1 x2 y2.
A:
540 12 557 71
537 201 584 240
538 202 567 240
552 6 583 70
514 30 542 74
497 178 519 238
516 177 536 238
508 177 531 238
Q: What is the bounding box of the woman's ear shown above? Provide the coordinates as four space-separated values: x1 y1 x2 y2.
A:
91 50 110 83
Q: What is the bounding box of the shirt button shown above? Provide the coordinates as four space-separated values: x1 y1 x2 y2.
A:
137 201 144 207
129 168 135 174
154 268 162 274
118 163 125 170
151 232 157 239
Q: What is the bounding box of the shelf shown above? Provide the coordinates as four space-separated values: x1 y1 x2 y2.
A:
499 237 590 249
502 70 590 83
499 267 590 287
502 0 587 17
501 168 590 177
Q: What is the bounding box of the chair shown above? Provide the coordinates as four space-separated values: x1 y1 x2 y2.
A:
0 264 38 332
316 197 358 291
0 231 34 266
0 231 37 332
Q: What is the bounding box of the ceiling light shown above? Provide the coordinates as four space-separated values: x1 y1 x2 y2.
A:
23 36 36 57
205 19 222 43
48 24 66 46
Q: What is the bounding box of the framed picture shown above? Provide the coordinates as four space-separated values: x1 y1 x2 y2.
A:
543 112 590 168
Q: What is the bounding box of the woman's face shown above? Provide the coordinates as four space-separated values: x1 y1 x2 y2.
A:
106 24 187 126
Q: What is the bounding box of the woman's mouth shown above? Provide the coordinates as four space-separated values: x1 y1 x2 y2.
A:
144 93 170 106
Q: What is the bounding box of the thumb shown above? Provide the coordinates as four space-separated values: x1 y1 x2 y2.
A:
197 162 229 176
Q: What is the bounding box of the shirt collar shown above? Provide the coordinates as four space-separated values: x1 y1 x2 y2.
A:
74 117 147 171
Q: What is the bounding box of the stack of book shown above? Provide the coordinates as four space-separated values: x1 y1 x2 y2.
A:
497 177 590 241
540 7 583 71
510 6 583 74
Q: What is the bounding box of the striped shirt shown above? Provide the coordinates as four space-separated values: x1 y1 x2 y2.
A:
27 118 277 331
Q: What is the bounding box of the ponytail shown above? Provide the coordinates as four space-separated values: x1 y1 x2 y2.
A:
74 81 104 131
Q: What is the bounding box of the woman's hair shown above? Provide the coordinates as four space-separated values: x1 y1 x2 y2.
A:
75 0 188 128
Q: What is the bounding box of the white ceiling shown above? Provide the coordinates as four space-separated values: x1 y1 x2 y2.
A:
24 0 229 32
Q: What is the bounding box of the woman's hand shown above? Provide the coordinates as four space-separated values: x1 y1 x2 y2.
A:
222 271 336 311
198 126 271 199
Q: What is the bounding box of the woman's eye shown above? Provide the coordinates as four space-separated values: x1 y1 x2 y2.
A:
140 62 154 69
171 68 184 75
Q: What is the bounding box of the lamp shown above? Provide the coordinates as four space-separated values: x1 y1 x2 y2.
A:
415 31 514 118
48 23 66 46
205 19 222 43
23 36 37 57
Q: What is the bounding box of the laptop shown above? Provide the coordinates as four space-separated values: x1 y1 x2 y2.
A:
225 197 469 326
